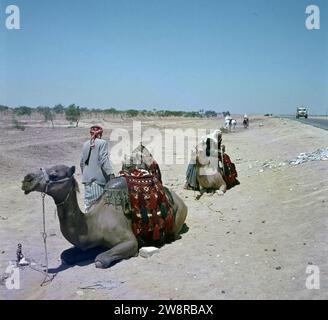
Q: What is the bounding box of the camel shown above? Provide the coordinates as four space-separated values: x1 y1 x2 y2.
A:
185 130 227 197
195 143 227 197
231 119 237 131
21 164 187 269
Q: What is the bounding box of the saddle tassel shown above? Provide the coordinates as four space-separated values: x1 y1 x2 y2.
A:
153 224 160 241
165 214 174 234
132 222 138 236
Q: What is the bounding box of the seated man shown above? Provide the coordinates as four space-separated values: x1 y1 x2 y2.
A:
184 130 223 190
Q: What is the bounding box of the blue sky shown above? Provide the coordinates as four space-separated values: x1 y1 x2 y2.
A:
0 0 327 114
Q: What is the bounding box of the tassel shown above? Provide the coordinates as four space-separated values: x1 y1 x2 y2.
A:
141 207 149 224
160 203 167 219
160 190 167 203
132 222 138 236
153 224 160 241
165 214 174 233
130 193 139 209
149 192 158 210
143 223 149 237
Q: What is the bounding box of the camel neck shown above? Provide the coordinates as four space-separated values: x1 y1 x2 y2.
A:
56 190 86 237
56 189 82 215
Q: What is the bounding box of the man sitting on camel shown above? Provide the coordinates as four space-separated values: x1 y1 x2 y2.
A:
184 129 239 194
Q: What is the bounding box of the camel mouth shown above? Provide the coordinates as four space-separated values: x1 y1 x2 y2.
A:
21 182 34 194
22 174 40 194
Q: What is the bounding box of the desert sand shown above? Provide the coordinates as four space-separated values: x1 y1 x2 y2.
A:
0 116 327 300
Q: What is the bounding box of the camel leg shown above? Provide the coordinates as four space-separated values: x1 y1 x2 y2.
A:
196 189 204 200
95 239 138 269
216 183 227 195
170 191 188 238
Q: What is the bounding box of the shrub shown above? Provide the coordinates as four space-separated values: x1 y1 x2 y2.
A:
53 104 65 114
126 109 139 117
12 118 25 130
65 104 81 127
14 106 32 116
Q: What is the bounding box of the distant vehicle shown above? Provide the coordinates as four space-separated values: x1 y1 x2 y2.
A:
296 106 308 119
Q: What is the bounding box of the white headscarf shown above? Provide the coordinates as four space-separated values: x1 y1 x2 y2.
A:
199 129 222 146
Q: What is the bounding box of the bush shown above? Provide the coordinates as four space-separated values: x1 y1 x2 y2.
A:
12 118 25 130
37 106 55 127
53 104 65 114
184 111 201 118
205 110 217 117
14 106 32 116
0 105 9 111
65 104 81 127
104 108 120 115
126 109 139 117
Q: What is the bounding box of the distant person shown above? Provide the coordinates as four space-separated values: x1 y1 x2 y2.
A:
243 114 249 128
224 115 232 131
231 119 237 131
80 125 115 212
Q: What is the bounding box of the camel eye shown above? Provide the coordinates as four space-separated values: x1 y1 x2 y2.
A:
49 172 58 180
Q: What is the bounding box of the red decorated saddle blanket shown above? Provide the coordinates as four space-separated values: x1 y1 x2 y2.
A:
119 169 175 242
222 153 240 189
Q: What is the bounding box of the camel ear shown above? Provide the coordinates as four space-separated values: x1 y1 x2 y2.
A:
68 166 75 177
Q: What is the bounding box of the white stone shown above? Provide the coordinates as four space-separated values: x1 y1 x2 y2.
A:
139 246 159 258
18 257 29 266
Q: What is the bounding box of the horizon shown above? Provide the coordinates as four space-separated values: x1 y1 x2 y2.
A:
1 0 327 115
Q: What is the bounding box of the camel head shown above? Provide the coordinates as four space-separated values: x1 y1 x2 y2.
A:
22 165 77 203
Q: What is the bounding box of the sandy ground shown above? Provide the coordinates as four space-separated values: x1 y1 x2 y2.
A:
0 116 327 300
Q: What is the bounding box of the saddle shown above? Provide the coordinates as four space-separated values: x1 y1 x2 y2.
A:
122 145 162 183
104 168 175 244
222 153 240 189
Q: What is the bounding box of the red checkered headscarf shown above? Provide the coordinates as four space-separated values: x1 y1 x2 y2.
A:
90 125 103 148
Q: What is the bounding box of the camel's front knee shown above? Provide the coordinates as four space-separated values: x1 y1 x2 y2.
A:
219 183 227 193
95 240 138 268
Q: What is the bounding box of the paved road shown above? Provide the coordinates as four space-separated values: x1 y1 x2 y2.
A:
278 116 328 131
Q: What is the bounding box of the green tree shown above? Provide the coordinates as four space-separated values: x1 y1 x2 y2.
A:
126 109 139 117
65 104 81 127
53 104 65 114
14 106 33 116
104 108 119 114
37 106 55 128
0 105 9 111
205 110 217 117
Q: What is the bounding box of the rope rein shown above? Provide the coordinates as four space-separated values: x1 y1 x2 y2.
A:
40 191 52 286
38 168 74 286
